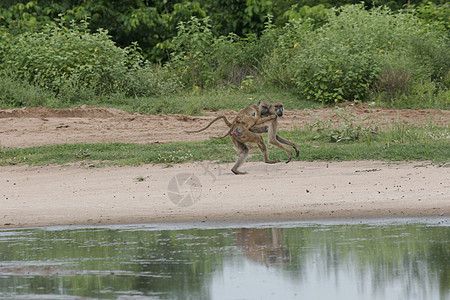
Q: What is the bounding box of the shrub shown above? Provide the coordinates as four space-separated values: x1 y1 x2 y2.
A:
371 67 413 103
211 33 260 87
372 79 450 109
260 19 313 88
1 18 130 93
410 2 450 33
168 16 270 89
2 21 132 91
262 5 450 103
281 4 330 27
0 17 184 105
309 107 378 143
120 62 184 97
168 17 215 88
0 72 55 107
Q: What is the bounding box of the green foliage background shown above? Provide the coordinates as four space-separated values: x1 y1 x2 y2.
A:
0 0 449 108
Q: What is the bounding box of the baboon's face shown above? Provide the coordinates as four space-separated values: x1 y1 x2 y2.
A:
272 103 284 117
258 101 270 116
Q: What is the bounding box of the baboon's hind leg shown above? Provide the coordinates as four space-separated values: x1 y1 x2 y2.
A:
231 137 249 175
250 125 269 134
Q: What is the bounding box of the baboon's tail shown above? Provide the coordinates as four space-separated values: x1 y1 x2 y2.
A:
211 126 234 139
184 115 232 133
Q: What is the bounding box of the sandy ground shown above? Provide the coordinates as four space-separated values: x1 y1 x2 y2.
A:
1 161 449 229
0 105 449 228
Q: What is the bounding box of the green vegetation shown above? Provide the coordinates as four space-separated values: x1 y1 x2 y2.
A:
1 1 447 60
0 2 448 110
1 123 448 166
0 1 448 166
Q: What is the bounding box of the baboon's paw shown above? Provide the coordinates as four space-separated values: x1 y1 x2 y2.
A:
232 169 248 175
265 159 281 164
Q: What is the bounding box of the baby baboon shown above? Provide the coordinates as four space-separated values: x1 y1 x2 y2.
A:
252 102 299 163
217 112 276 139
184 101 272 134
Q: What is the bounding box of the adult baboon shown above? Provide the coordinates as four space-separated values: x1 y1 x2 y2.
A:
227 102 299 172
252 102 300 163
185 101 298 173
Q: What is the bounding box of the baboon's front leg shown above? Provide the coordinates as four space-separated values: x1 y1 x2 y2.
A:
256 135 280 164
276 135 300 158
268 134 293 163
267 119 295 163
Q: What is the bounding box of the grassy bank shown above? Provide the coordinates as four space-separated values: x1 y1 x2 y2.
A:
1 124 448 167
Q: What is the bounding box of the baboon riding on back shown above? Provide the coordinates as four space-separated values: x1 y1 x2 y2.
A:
185 101 299 174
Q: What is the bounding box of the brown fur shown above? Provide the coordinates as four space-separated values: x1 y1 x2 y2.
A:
229 123 280 175
251 102 300 163
185 101 297 174
184 101 272 134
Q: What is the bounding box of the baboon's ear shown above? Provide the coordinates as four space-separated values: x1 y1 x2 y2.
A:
257 101 261 105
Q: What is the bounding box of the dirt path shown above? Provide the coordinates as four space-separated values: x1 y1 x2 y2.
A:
1 161 449 229
1 104 449 148
0 105 449 228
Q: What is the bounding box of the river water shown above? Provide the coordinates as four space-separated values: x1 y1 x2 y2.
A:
0 218 448 299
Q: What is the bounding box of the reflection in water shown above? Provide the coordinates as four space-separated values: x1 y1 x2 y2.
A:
0 220 448 299
236 228 290 266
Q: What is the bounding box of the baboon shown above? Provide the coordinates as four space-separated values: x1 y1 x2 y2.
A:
252 102 300 163
185 101 298 174
184 101 273 134
189 102 299 162
229 123 280 175
185 101 279 174
228 102 299 173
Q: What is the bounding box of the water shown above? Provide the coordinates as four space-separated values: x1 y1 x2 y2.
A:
0 218 448 300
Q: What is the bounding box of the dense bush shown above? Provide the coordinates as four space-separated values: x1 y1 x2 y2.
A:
262 5 450 103
1 19 130 91
2 1 443 62
0 18 182 106
168 17 264 89
0 3 448 109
